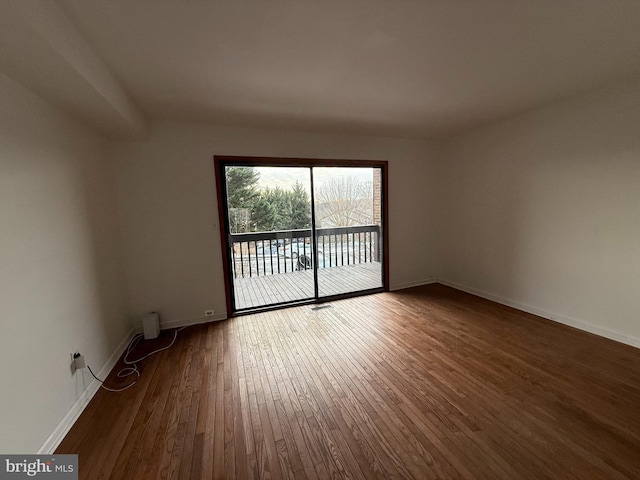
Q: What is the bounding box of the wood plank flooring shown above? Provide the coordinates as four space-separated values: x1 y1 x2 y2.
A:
56 284 640 479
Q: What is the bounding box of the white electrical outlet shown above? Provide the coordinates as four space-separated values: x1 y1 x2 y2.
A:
204 309 214 316
72 352 85 370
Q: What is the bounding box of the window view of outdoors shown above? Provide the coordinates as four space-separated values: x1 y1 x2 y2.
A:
225 165 383 310
226 166 311 234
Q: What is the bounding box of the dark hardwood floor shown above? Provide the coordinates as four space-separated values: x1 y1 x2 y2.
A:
56 284 640 479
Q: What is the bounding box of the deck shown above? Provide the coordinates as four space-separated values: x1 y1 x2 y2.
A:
233 261 382 310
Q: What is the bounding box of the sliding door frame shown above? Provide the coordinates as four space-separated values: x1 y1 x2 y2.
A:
214 155 389 317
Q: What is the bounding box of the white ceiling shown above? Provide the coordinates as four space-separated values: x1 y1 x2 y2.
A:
3 0 640 139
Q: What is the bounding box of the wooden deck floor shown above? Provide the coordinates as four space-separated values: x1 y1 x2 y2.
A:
233 262 382 310
56 284 640 479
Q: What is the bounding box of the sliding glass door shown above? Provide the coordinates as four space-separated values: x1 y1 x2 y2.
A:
313 167 383 297
224 166 314 310
215 157 387 314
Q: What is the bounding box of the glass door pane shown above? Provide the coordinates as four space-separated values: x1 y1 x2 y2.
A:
225 166 315 310
312 167 384 297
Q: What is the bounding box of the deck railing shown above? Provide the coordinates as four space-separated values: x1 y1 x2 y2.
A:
230 225 381 278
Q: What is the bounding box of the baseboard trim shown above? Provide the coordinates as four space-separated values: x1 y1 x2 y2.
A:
390 278 437 291
439 279 640 350
133 313 227 334
37 328 137 454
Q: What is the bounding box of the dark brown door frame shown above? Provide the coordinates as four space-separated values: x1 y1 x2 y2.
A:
214 155 389 317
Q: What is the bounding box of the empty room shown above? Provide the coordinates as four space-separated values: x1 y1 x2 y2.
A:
1 1 640 479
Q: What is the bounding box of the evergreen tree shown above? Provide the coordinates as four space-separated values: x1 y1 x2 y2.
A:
289 181 311 229
226 166 259 207
225 166 259 233
225 167 312 232
251 189 280 231
251 183 311 232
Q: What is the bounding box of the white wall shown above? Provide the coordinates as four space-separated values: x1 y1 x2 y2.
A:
112 122 439 326
0 74 131 453
439 78 640 347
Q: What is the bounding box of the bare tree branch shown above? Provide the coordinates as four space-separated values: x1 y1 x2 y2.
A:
315 177 373 227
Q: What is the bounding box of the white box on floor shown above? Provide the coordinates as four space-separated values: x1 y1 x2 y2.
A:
142 312 160 339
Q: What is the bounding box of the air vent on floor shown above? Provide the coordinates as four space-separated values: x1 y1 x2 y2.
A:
311 304 332 311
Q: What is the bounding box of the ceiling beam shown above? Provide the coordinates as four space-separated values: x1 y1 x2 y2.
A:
0 0 148 139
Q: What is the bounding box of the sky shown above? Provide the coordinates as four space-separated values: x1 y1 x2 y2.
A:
255 166 373 193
